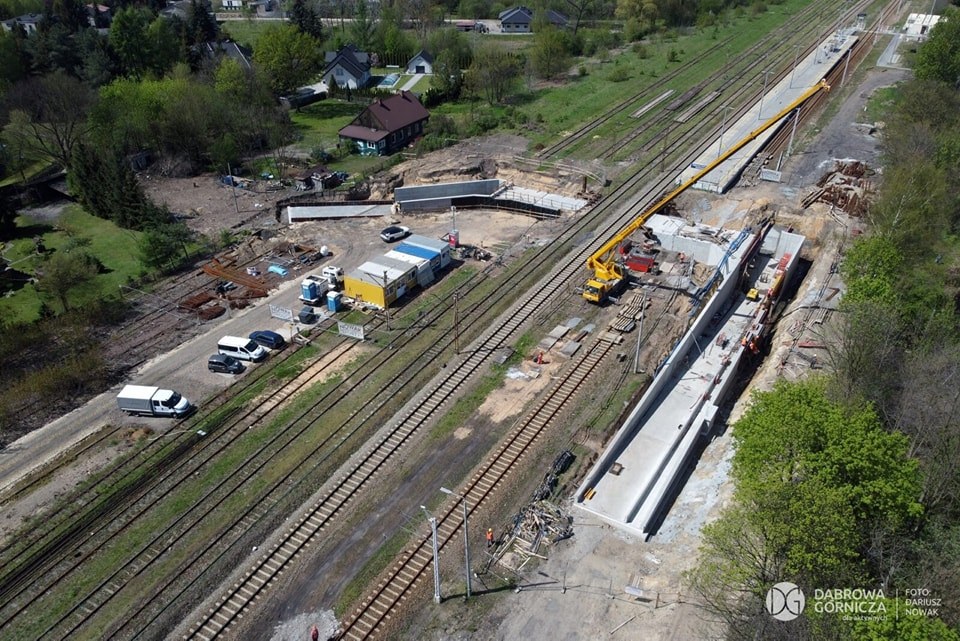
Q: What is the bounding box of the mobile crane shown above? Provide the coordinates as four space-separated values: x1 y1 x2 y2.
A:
582 79 830 304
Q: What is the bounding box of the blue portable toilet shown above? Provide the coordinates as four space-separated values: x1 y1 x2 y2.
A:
327 290 343 312
302 279 320 302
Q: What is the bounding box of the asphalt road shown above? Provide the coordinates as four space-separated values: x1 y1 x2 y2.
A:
0 275 309 494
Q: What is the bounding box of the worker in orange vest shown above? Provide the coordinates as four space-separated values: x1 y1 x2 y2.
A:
486 528 494 548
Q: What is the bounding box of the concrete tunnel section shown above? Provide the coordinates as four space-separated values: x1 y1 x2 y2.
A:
575 214 805 539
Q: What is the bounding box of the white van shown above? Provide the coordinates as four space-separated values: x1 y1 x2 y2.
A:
218 335 268 362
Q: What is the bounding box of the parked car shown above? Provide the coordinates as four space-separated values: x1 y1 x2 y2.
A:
249 330 286 350
299 306 319 324
208 354 245 374
380 225 411 242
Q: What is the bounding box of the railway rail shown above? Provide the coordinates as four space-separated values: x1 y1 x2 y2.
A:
0 1 894 638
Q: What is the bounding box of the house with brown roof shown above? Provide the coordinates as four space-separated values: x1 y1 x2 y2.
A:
338 91 430 156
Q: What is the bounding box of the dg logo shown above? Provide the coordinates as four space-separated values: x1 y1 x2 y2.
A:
765 581 806 621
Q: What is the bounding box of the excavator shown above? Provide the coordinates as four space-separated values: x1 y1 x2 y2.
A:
582 79 830 304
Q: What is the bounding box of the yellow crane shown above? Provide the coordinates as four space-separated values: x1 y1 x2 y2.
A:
582 79 830 303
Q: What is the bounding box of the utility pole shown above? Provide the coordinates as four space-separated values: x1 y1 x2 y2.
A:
453 292 460 354
226 164 239 214
421 506 441 604
717 105 733 159
757 69 773 121
786 107 801 158
789 44 801 88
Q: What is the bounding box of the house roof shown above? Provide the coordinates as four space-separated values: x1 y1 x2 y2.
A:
339 91 429 143
408 49 433 65
4 12 42 25
498 6 567 26
339 124 389 143
203 40 253 70
365 91 430 131
324 44 371 78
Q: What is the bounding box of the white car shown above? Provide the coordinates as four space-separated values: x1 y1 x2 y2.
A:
380 225 411 242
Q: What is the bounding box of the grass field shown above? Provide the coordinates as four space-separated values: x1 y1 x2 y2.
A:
218 18 275 49
0 205 144 323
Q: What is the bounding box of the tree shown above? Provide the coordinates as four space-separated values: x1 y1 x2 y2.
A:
691 380 925 640
349 0 374 50
0 29 28 87
109 6 154 76
565 0 596 35
289 0 323 40
529 26 571 79
52 0 90 33
913 7 960 86
68 142 169 229
465 43 520 104
253 23 321 95
36 250 100 312
2 72 94 169
187 0 219 45
77 27 116 87
109 7 180 78
139 222 193 271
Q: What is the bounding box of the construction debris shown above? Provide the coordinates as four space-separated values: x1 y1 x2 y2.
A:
801 160 873 216
485 451 576 573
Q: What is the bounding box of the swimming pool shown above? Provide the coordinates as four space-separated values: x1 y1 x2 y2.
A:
377 73 400 88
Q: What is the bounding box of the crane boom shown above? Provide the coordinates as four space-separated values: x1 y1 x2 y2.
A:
583 79 830 303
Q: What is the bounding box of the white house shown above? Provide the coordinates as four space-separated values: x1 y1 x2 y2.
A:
405 50 434 75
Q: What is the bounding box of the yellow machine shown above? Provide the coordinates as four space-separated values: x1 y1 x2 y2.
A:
583 80 830 304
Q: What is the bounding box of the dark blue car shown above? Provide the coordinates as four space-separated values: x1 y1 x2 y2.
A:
249 330 286 350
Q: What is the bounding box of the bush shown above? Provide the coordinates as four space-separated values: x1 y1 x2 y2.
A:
606 65 630 82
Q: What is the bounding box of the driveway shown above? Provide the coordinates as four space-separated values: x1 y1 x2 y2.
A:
399 73 425 92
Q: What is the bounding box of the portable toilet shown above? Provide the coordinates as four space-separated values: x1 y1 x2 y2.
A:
301 278 321 304
327 290 343 312
448 229 459 248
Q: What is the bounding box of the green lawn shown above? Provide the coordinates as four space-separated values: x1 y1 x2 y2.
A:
0 205 144 323
218 18 274 50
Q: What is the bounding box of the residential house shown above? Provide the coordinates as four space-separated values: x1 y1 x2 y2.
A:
498 6 567 33
1 13 42 34
405 50 434 75
201 40 253 70
323 44 372 91
86 3 111 28
338 91 429 156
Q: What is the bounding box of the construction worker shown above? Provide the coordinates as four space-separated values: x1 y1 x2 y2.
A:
486 528 494 548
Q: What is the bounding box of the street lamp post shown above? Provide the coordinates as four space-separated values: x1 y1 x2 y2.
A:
440 486 471 599
758 69 773 121
716 105 733 159
421 506 441 604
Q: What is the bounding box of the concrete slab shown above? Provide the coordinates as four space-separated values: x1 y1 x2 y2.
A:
498 186 589 212
547 325 569 340
287 204 393 223
559 341 582 358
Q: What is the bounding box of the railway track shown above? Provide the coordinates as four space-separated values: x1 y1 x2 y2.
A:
0 1 890 637
341 339 616 639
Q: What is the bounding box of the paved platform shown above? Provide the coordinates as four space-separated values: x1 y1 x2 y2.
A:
678 27 859 193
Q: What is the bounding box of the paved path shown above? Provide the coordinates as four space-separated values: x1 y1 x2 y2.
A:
399 73 425 92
